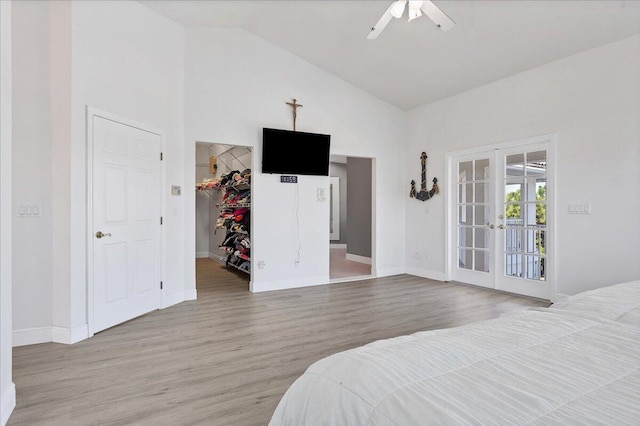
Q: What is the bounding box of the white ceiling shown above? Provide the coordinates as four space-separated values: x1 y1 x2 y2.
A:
141 0 640 111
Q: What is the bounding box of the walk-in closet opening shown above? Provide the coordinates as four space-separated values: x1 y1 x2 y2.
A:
329 155 373 280
195 142 252 290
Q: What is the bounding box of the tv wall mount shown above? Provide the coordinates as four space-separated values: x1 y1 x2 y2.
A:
410 152 439 201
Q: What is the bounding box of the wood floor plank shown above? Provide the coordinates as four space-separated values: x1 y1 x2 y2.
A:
8 259 548 425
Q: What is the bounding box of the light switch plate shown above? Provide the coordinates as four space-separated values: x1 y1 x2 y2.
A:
317 188 327 202
171 185 181 196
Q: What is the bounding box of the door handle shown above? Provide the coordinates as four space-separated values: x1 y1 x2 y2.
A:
96 231 112 239
498 224 506 230
487 224 495 229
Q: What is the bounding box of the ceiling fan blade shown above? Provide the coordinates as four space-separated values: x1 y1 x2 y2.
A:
367 4 395 39
420 0 455 31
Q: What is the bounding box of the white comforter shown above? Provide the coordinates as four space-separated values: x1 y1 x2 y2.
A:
270 282 640 425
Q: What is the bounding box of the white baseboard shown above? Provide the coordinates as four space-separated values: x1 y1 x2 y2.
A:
196 251 209 258
252 275 330 293
376 266 406 278
12 326 52 347
329 275 373 284
405 267 446 282
1 382 16 426
209 252 223 261
14 324 90 346
345 253 372 265
52 324 89 344
330 243 347 249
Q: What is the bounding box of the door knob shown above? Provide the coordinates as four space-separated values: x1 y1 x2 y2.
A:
96 231 112 239
498 224 506 230
487 224 495 229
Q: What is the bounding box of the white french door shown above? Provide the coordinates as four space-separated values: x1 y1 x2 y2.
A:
449 138 553 300
91 115 162 333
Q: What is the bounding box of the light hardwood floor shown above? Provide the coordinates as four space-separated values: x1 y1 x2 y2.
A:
9 259 548 425
329 247 371 279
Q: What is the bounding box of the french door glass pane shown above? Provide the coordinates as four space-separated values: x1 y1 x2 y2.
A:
503 150 548 282
474 251 489 272
475 228 490 249
506 228 523 252
459 205 473 225
459 183 472 203
459 249 473 270
526 256 545 280
458 161 473 182
526 151 546 175
506 154 525 177
505 253 523 277
475 158 490 180
457 157 491 274
474 205 488 226
475 183 488 203
459 227 473 248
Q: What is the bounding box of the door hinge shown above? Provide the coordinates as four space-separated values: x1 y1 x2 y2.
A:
160 281 163 290
160 216 163 225
160 152 163 161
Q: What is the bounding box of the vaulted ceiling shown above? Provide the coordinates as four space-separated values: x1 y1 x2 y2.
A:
141 0 640 111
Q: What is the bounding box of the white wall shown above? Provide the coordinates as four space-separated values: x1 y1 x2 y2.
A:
69 0 187 333
0 0 15 423
185 28 408 292
406 35 640 296
11 1 54 342
10 0 187 345
195 143 212 257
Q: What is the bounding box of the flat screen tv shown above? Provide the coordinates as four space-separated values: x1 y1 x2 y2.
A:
262 128 331 176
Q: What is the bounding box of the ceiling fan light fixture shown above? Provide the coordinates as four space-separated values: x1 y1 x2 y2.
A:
390 0 407 19
408 0 423 21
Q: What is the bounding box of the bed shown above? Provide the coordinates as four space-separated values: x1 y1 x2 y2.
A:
270 281 640 425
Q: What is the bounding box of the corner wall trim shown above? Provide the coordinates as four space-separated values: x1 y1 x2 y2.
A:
330 244 347 249
195 251 209 258
252 275 330 293
405 267 446 282
1 382 16 426
345 253 372 265
52 324 89 344
376 267 406 278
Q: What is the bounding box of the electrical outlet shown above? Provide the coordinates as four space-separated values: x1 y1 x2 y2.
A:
422 252 430 261
257 261 266 269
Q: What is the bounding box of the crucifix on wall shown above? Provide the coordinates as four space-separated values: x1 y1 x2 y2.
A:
286 98 303 131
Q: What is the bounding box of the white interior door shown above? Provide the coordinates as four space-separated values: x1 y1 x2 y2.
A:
449 139 553 300
495 146 551 299
451 153 495 289
92 116 162 333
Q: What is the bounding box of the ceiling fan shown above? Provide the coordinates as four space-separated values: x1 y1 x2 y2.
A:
367 0 455 39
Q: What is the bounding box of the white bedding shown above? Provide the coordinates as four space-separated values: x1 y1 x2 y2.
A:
542 280 640 326
270 282 640 425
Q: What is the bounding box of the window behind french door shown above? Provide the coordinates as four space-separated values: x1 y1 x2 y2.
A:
449 138 553 300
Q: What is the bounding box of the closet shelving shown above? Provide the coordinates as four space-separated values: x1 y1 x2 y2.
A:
197 168 251 274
